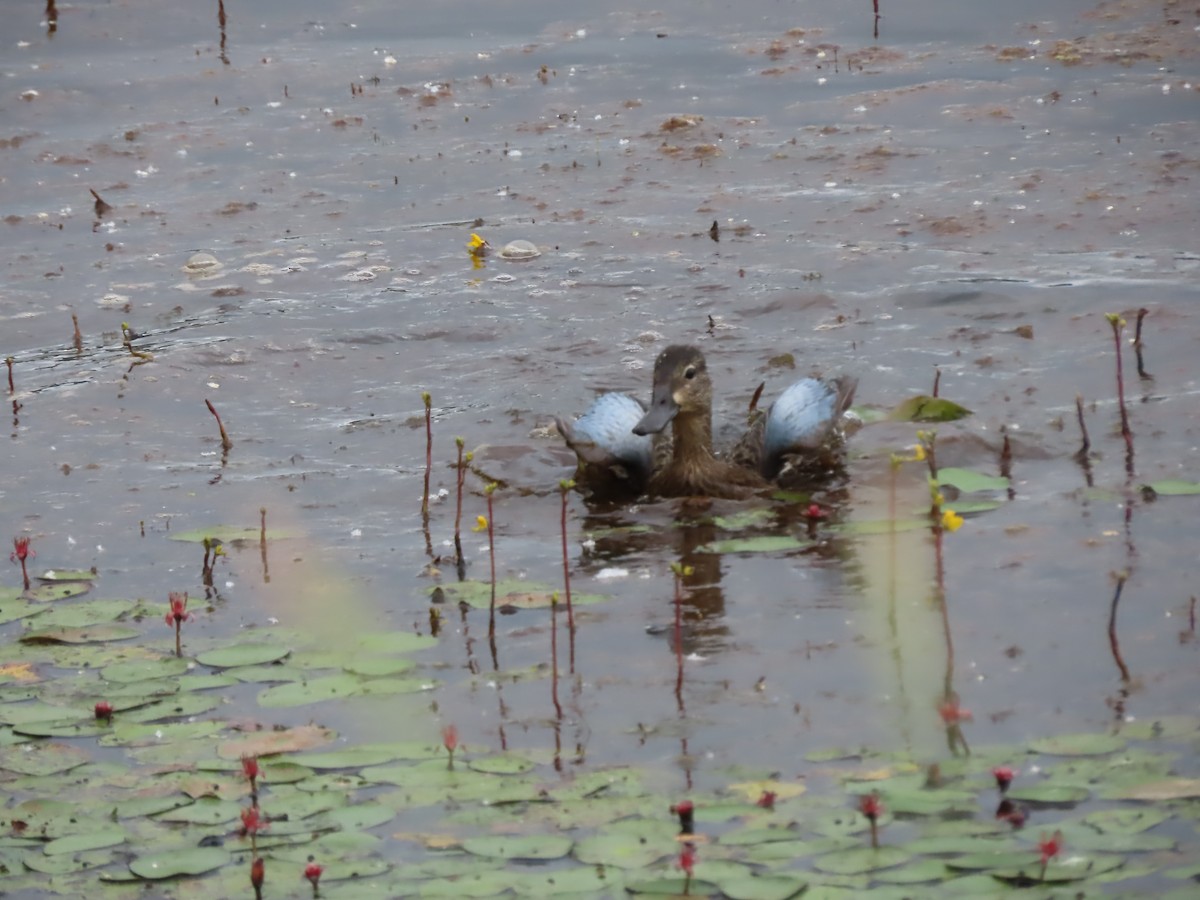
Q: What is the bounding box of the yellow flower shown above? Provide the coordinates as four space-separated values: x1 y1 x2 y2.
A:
911 444 926 461
467 233 490 255
941 509 964 532
472 515 488 532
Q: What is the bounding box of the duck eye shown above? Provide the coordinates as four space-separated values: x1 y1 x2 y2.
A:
684 367 696 380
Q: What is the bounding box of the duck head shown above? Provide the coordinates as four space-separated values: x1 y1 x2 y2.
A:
633 345 712 436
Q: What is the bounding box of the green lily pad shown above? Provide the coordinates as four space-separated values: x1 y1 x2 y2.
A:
0 741 89 776
1143 479 1200 495
1029 733 1125 756
812 846 911 875
697 536 807 554
468 754 536 775
102 656 191 683
719 873 809 900
889 395 972 422
196 642 291 668
20 624 141 644
434 579 606 610
257 673 436 708
37 569 97 582
26 582 93 603
43 827 127 855
1006 784 1090 805
357 631 439 654
574 832 671 869
168 525 299 543
129 846 230 879
0 596 48 624
463 834 572 860
937 467 1010 492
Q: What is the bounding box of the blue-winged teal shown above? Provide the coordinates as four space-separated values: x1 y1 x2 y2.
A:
557 344 857 499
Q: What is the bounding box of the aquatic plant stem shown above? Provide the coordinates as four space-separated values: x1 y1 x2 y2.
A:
1105 313 1134 473
1133 307 1151 379
550 594 563 719
485 484 497 640
204 399 234 451
453 438 470 580
559 480 576 672
5 357 13 394
421 392 432 516
1107 572 1131 683
71 313 83 353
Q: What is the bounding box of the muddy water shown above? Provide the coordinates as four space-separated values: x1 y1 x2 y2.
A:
3 0 1198 850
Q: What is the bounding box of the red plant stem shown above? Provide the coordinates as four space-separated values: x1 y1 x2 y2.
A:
486 490 496 639
1108 317 1134 467
674 569 685 702
422 393 432 516
559 482 576 671
870 819 879 849
175 621 182 658
204 399 233 450
550 596 562 719
18 557 30 591
5 357 13 394
931 367 940 398
453 440 465 564
1108 573 1131 683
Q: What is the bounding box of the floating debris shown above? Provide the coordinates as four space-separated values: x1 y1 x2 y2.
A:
182 252 223 276
499 239 541 260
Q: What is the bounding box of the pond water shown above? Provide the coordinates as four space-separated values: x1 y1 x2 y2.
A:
2 0 1199 896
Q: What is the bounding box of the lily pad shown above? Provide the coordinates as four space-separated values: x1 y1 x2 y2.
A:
129 847 230 879
257 673 437 708
463 834 572 860
196 642 291 668
937 467 1010 492
168 525 299 543
889 395 972 422
1143 479 1200 496
812 846 911 875
1029 733 1125 756
697 536 807 554
1006 784 1090 805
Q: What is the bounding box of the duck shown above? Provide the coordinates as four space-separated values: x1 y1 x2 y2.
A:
556 344 857 499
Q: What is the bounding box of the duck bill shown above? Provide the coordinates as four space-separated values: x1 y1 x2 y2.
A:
633 390 678 435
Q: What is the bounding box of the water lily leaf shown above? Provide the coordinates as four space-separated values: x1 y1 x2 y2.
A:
27 582 92 603
257 673 436 708
889 395 972 422
23 598 135 628
872 858 958 884
725 779 806 803
357 631 439 654
0 596 47 624
937 467 1009 492
38 570 96 582
1110 778 1200 801
0 701 90 726
1078 807 1169 834
102 657 191 683
152 796 241 825
218 725 336 760
345 657 416 677
1029 733 1125 756
1143 479 1200 495
946 849 1042 872
719 827 803 847
469 754 535 775
43 826 127 855
719 873 809 900
129 846 230 879
698 536 807 554
0 741 89 776
434 579 606 611
575 832 671 869
463 834 572 860
196 642 291 668
712 509 775 531
812 846 911 875
626 877 721 896
168 525 299 543
20 624 140 644
991 852 1123 883
1120 715 1200 741
1006 783 1090 805
24 847 113 875
280 744 430 769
